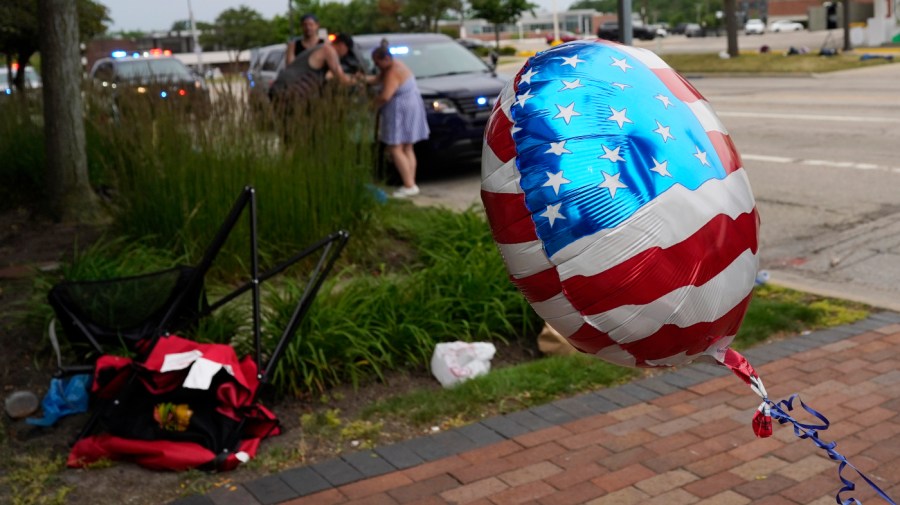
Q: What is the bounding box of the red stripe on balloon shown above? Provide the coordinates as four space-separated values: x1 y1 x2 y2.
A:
509 267 562 303
563 209 759 314
480 190 538 244
708 131 743 175
565 323 619 354
563 293 752 364
653 67 705 103
485 108 517 163
622 293 753 365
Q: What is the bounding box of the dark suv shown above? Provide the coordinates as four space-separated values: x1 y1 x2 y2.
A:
354 33 509 166
597 22 657 41
89 52 209 115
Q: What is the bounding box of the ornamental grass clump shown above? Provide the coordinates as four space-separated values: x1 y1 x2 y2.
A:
84 80 378 273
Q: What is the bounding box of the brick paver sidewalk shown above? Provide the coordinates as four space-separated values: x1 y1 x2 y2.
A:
175 312 900 505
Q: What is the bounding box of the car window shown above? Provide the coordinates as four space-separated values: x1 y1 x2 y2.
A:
93 61 115 82
360 40 490 79
262 50 284 71
114 59 193 82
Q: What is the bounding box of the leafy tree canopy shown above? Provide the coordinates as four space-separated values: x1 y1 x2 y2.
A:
199 5 279 59
470 0 536 46
569 0 617 13
0 0 110 90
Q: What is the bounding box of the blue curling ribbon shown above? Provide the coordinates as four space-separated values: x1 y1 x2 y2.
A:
766 394 897 505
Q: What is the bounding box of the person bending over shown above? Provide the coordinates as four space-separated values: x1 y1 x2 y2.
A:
369 45 430 198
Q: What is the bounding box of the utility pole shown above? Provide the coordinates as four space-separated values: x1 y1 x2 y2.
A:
843 0 852 51
288 0 295 39
725 0 738 57
619 0 633 45
188 0 203 74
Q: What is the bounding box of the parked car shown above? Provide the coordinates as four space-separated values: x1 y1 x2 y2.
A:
770 20 804 32
684 23 705 37
545 30 579 44
1 64 41 98
597 22 657 42
89 50 209 116
245 43 286 101
456 37 487 51
353 33 509 169
245 40 366 101
745 18 766 35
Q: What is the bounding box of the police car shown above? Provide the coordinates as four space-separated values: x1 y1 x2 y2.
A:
89 49 209 115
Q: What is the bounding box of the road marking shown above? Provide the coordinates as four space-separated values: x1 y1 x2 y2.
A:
717 111 900 124
743 154 900 174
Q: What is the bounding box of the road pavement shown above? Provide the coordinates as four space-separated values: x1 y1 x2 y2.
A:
415 38 900 311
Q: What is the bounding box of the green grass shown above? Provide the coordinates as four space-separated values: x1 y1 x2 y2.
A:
358 284 869 428
362 353 638 425
662 51 897 74
734 283 869 348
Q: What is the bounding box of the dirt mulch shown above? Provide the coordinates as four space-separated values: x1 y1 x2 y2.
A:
0 207 539 505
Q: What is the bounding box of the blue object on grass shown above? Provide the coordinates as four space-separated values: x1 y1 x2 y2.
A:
25 374 91 427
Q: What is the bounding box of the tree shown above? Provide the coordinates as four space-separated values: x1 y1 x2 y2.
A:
0 0 109 92
724 0 738 57
470 0 536 47
200 6 276 66
403 0 462 32
569 0 617 12
38 0 105 223
170 19 192 32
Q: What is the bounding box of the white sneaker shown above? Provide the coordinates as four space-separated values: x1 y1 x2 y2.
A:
392 185 420 198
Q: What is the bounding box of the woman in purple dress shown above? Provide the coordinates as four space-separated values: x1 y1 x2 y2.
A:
370 45 430 198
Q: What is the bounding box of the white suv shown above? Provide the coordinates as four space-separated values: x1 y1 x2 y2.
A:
745 19 765 35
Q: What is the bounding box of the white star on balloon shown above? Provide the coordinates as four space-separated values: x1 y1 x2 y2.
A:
520 67 537 85
610 56 632 72
545 141 572 156
694 146 711 166
510 124 522 135
650 157 671 177
655 94 673 108
543 171 571 195
541 203 567 227
599 145 625 163
653 121 674 142
607 107 633 129
611 82 630 90
598 171 628 199
515 90 535 108
560 79 584 91
561 54 586 68
553 102 581 124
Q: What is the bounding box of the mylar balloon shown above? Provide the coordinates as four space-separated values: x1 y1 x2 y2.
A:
481 41 899 505
482 40 759 372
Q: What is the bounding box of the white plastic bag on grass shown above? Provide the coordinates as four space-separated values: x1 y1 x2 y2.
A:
430 341 497 388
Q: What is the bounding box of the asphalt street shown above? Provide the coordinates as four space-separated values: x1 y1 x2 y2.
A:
415 34 900 311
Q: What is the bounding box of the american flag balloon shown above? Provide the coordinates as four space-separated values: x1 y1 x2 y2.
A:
482 42 900 503
482 40 759 370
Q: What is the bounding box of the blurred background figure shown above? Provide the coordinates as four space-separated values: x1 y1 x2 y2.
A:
286 13 325 66
369 45 430 198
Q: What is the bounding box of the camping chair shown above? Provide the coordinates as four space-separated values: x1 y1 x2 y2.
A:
46 186 349 471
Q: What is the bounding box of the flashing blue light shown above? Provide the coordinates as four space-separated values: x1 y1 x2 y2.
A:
4 89 11 95
389 46 409 55
111 50 127 58
476 96 488 106
160 91 168 98
132 52 141 58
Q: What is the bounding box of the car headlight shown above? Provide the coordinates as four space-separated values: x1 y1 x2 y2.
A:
430 98 458 114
